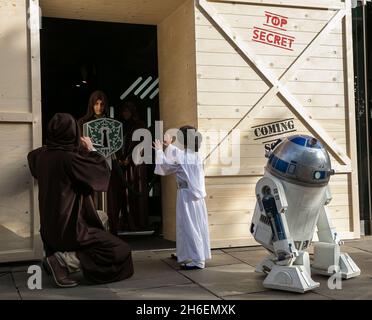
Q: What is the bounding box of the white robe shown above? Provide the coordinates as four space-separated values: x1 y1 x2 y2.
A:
155 144 211 264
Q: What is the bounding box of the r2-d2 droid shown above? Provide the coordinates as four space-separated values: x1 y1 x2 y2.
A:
250 135 360 293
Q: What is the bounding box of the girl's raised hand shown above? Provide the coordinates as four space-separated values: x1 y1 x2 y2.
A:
153 139 163 150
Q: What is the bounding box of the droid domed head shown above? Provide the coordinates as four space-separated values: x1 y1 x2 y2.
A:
266 135 334 187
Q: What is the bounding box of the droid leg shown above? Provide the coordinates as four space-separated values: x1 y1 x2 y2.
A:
311 189 360 279
252 176 319 293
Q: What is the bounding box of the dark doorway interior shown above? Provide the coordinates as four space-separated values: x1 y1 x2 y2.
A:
40 17 174 250
40 18 159 126
353 2 372 235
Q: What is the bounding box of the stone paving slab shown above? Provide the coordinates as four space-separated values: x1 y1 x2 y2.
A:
226 249 268 268
128 259 180 280
179 263 267 297
0 265 11 273
339 246 367 254
158 251 243 270
340 252 372 276
224 290 331 300
206 251 244 268
0 261 41 274
221 246 263 253
312 274 372 300
0 273 19 300
345 240 372 254
131 251 161 261
12 270 119 300
106 259 191 292
107 272 192 292
158 256 179 270
114 284 221 300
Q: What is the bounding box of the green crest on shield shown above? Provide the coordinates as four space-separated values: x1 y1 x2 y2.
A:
83 118 123 158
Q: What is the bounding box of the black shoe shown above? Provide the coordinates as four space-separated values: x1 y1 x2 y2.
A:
46 255 79 288
180 264 203 270
171 254 177 260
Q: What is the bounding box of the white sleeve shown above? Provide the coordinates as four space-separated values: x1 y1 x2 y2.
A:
154 146 180 176
164 144 182 162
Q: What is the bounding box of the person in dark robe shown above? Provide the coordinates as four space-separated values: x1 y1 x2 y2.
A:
77 90 108 214
77 90 122 235
77 90 108 136
116 101 149 231
27 113 134 288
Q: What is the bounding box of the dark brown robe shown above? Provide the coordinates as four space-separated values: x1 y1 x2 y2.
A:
27 113 134 284
116 118 149 231
78 113 124 235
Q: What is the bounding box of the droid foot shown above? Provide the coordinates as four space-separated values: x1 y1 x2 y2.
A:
255 254 275 274
263 265 320 293
311 253 361 279
311 242 361 279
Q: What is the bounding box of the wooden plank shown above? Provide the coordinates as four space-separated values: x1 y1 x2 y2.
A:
206 176 261 185
0 113 33 123
197 52 344 70
198 105 347 120
207 181 349 197
198 79 345 95
195 25 344 46
196 10 343 34
204 163 352 176
198 92 264 107
203 152 350 172
29 0 42 256
210 217 349 241
206 183 350 196
289 69 345 83
344 1 360 238
201 130 347 146
205 173 349 185
198 78 268 93
210 237 258 248
199 118 348 131
207 0 345 10
206 197 350 214
207 206 351 226
236 144 348 158
0 0 30 113
209 224 251 240
40 0 187 25
208 1 338 21
197 38 344 59
208 210 253 225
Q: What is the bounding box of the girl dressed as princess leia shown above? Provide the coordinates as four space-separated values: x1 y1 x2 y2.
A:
153 126 211 270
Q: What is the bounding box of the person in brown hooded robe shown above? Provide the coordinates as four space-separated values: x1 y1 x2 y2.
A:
27 113 134 287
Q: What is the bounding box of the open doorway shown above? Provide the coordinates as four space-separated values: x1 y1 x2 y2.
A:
40 17 175 250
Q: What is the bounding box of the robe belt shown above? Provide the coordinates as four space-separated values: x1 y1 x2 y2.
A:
177 181 189 189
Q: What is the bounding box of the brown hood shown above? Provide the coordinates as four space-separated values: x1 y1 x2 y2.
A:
46 113 80 151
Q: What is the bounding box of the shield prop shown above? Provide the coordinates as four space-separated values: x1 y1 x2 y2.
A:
83 118 123 158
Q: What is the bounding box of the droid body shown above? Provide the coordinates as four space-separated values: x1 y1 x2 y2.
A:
250 135 360 293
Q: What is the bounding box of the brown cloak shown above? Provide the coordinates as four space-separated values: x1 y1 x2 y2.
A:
27 113 134 284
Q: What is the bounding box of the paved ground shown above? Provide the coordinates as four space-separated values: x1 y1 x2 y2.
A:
1 237 372 300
